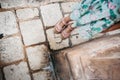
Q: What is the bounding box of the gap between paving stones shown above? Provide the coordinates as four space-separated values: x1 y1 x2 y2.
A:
16 8 42 80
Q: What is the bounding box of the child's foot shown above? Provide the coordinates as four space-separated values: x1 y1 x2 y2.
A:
61 24 75 39
54 16 71 33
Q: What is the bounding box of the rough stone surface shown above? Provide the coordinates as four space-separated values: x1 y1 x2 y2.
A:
33 71 52 80
40 3 63 27
20 19 46 46
16 8 39 20
54 34 120 80
1 0 27 8
61 2 77 13
70 27 106 46
0 11 18 36
106 29 120 35
46 28 69 50
64 14 70 17
70 27 88 46
3 61 31 80
0 36 24 63
83 57 120 80
50 0 64 2
0 0 22 3
0 0 48 8
26 45 49 70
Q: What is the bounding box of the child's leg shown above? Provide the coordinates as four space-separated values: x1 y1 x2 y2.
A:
61 0 120 39
54 0 120 39
54 0 94 33
70 0 120 27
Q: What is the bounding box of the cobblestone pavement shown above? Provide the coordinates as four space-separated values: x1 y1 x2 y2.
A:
0 0 120 80
0 0 80 80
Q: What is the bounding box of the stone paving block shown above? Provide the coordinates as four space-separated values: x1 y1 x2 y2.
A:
82 58 120 80
64 14 70 17
70 27 88 46
19 19 46 46
106 29 120 35
1 1 41 9
50 0 64 2
0 0 27 4
33 71 52 80
61 2 77 13
92 33 105 39
46 28 69 50
0 36 24 63
70 27 106 46
26 45 49 70
0 11 18 36
40 3 63 27
1 0 27 8
16 8 39 20
3 61 31 80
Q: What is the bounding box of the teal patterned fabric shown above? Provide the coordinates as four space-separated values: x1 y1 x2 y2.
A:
70 0 120 39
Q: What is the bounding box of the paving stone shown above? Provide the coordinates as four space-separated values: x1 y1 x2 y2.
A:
54 34 120 80
19 19 46 46
71 29 120 46
61 2 77 13
1 0 27 8
0 0 27 3
46 28 69 50
92 33 105 39
33 71 52 80
40 3 63 27
106 29 120 35
64 14 70 17
83 58 120 80
0 36 24 63
3 61 31 80
70 27 106 46
50 0 64 2
70 27 88 46
0 11 18 36
26 45 49 70
27 2 40 7
16 8 39 20
1 1 42 9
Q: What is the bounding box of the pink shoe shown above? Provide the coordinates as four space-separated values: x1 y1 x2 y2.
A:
61 24 74 39
54 16 71 34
